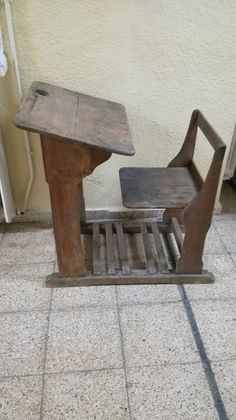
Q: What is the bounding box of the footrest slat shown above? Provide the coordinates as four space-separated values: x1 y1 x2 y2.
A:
171 217 184 250
150 222 169 273
140 223 156 274
93 223 101 275
105 222 116 275
115 222 131 275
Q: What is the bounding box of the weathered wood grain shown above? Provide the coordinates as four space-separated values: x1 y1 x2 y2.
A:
14 81 134 156
40 134 111 276
120 167 199 208
171 217 184 251
150 222 169 273
140 223 156 274
105 222 116 275
46 271 214 287
93 223 101 275
115 222 130 275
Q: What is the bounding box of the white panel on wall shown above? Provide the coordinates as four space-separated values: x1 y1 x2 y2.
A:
224 124 236 180
0 130 15 222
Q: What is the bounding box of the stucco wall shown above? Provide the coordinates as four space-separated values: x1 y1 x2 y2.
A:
0 0 235 211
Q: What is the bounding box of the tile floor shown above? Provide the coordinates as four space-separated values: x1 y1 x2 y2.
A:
0 211 235 419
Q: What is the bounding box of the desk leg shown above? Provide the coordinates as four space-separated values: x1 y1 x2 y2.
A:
40 135 111 279
49 179 84 276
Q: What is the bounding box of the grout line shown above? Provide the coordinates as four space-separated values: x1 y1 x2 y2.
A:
178 284 229 420
2 295 236 317
0 308 52 316
39 287 53 420
117 298 182 307
0 260 55 267
40 366 125 377
0 372 44 380
117 296 236 306
115 286 132 420
1 356 236 381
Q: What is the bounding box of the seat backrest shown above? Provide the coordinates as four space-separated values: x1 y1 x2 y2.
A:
168 109 226 223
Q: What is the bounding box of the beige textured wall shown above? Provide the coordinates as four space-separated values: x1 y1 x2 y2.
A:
0 0 235 211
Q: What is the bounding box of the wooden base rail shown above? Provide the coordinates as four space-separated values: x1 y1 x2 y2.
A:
46 218 214 287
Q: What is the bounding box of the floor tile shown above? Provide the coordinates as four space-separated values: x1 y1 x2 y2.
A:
0 375 42 420
120 302 199 368
231 254 236 265
203 225 227 255
127 363 217 420
220 182 236 214
185 254 236 300
0 263 54 312
116 284 180 305
192 300 236 361
42 369 129 420
214 217 236 253
0 311 48 376
46 307 122 373
0 226 55 264
212 359 236 419
52 285 116 310
213 213 236 222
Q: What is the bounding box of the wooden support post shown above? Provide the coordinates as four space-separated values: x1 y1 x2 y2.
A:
48 178 84 276
176 125 226 274
41 135 111 277
176 221 208 274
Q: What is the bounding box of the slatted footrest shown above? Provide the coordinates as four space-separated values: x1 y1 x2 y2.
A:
46 218 214 287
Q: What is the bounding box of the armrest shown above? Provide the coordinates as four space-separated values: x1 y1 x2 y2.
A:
168 109 226 168
197 111 226 152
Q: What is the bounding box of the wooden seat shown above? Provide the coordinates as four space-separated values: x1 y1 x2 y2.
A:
119 109 226 275
120 167 200 208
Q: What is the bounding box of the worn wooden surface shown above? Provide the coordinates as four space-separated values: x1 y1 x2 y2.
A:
115 222 130 275
105 222 116 275
41 135 111 276
46 271 214 287
120 167 199 208
92 223 101 275
171 217 184 251
14 81 135 156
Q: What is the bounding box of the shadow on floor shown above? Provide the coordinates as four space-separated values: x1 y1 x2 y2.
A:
220 181 236 214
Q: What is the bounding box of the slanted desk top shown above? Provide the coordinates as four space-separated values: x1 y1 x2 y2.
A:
14 81 134 156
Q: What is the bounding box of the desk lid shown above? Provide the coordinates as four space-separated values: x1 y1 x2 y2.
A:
14 81 135 156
